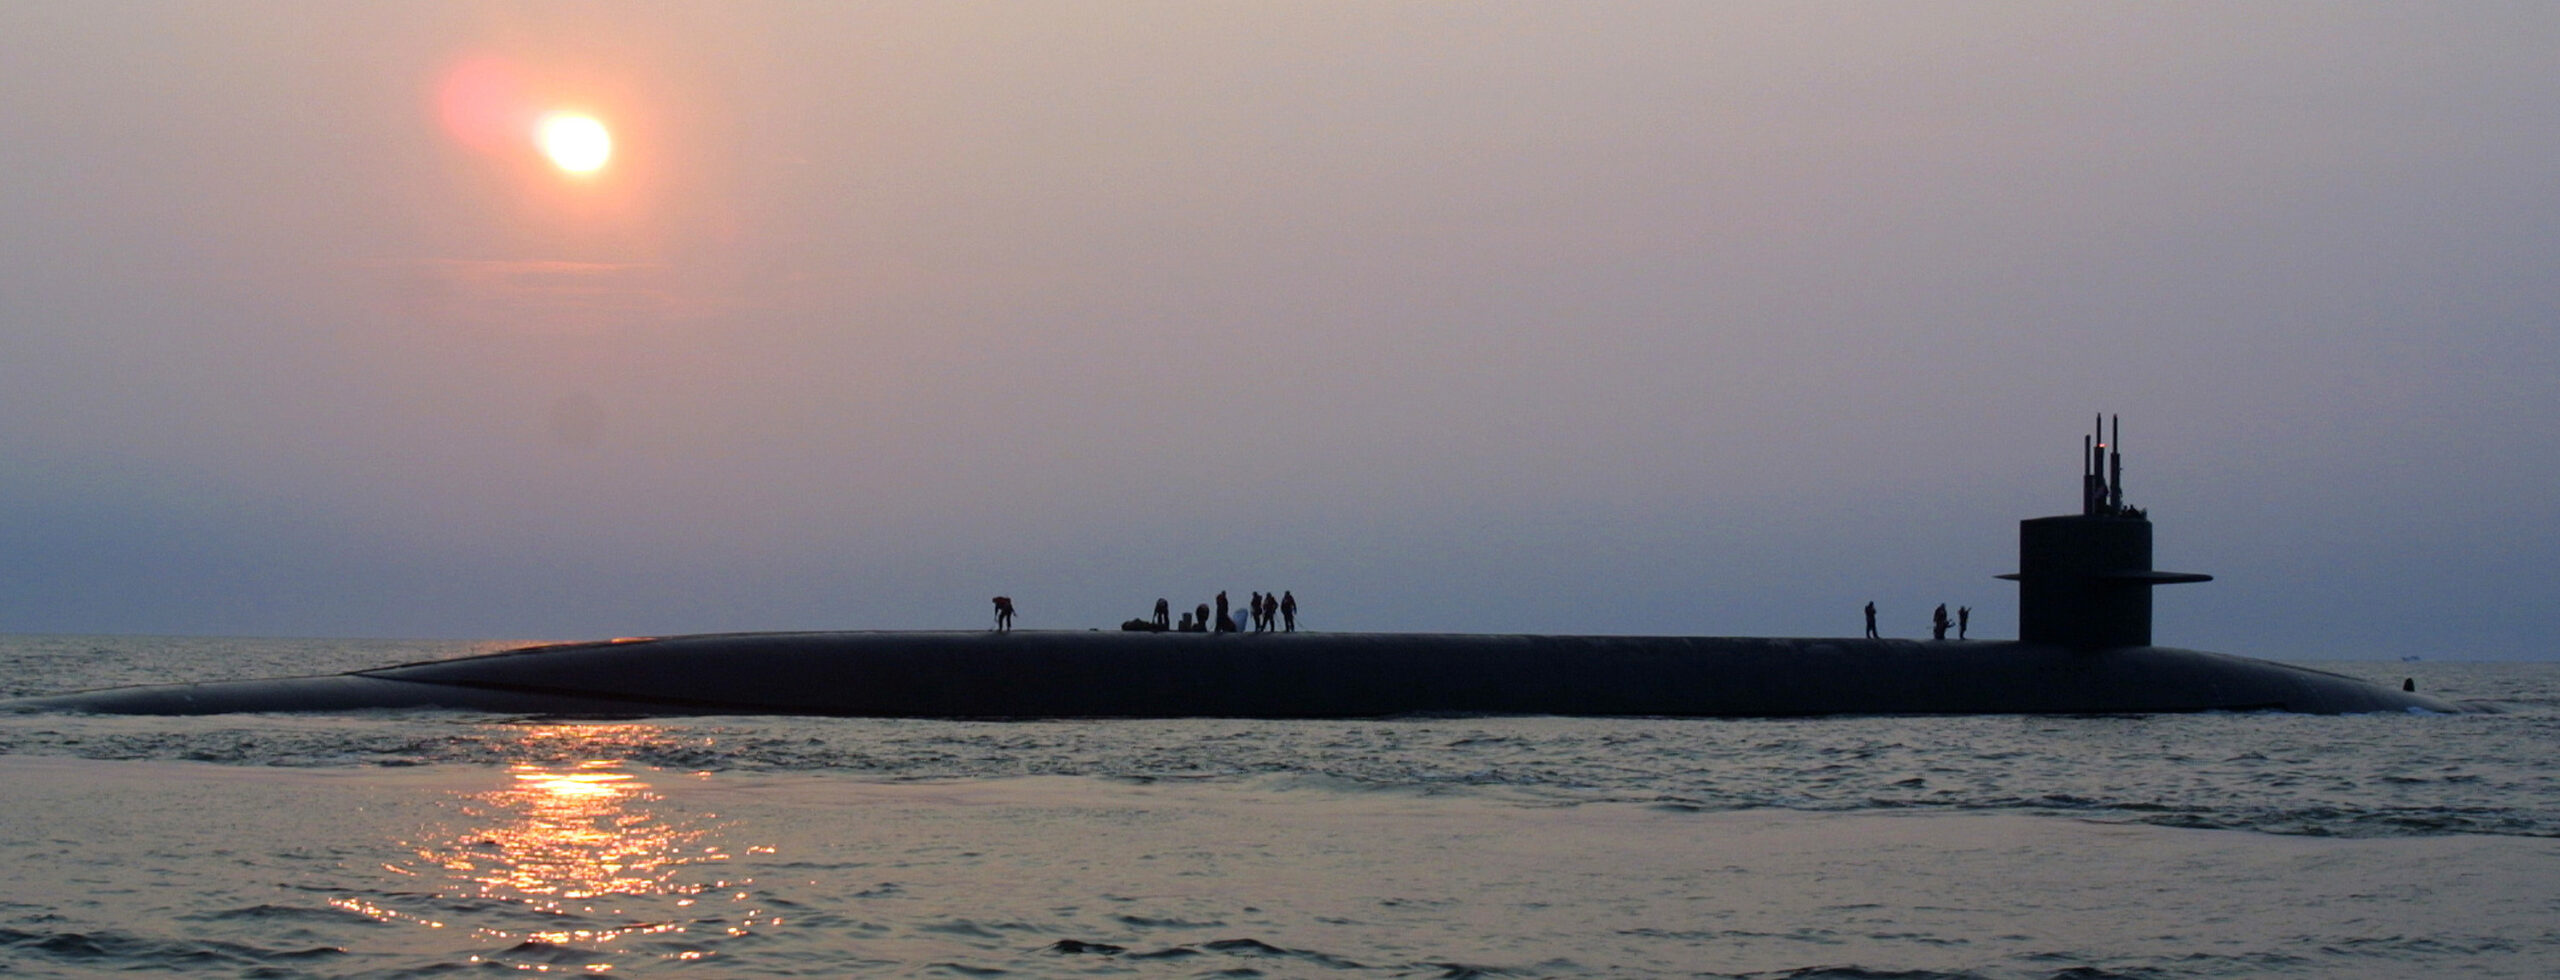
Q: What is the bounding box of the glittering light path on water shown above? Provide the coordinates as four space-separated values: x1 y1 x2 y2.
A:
370 724 780 972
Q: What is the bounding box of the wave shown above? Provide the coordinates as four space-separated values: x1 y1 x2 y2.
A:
0 927 346 972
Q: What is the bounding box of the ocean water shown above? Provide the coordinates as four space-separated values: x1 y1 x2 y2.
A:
1 635 2555 979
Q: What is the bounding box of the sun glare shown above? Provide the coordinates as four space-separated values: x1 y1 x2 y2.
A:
538 113 613 174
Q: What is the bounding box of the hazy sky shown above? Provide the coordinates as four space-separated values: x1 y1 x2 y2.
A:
2 4 2554 659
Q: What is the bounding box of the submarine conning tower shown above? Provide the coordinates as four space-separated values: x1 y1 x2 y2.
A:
1997 415 2213 648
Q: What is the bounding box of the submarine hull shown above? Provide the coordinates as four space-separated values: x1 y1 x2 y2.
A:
7 631 2458 717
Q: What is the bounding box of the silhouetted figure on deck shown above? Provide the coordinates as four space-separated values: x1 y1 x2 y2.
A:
1280 591 1297 631
1250 592 1266 631
1930 603 1950 642
2403 678 2416 692
1154 598 1171 630
1215 592 1233 633
1123 600 1168 632
1178 612 1199 632
992 596 1016 633
1195 603 1212 632
1864 602 1878 639
1957 606 1970 640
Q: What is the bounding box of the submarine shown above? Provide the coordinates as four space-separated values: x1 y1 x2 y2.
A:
9 418 2460 718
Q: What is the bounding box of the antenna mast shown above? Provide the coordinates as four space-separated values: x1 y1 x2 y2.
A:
2108 414 2123 514
2082 432 2097 515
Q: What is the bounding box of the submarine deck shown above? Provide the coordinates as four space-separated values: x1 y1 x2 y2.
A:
6 630 2460 718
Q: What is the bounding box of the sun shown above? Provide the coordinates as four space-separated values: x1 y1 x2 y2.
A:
537 113 612 174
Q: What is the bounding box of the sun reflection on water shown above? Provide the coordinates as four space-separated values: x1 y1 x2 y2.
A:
362 723 782 969
450 761 702 902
